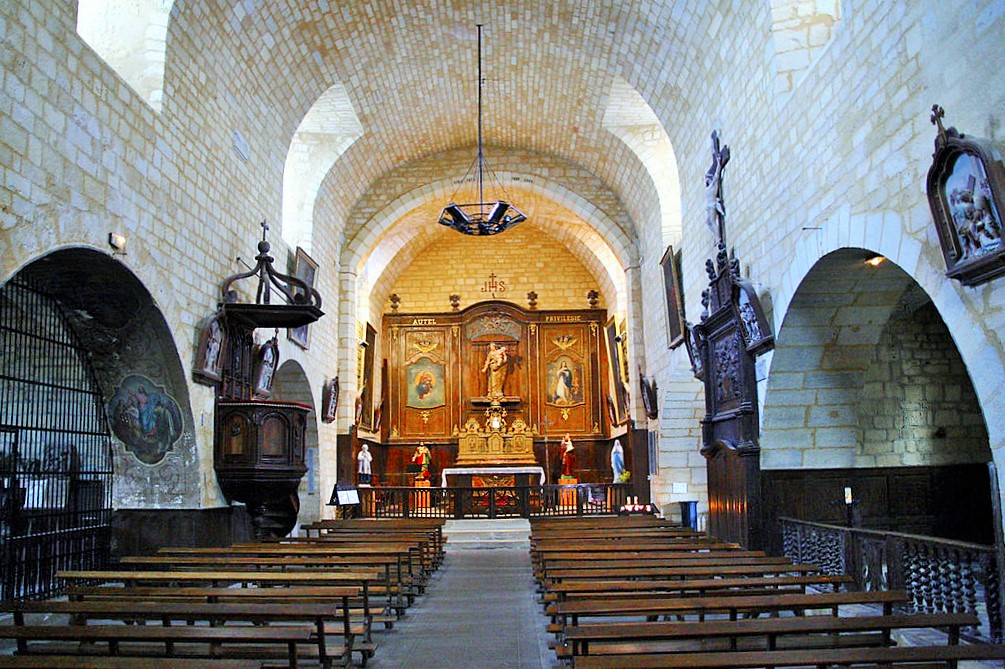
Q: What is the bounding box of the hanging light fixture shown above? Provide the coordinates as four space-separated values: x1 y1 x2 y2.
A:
438 24 526 236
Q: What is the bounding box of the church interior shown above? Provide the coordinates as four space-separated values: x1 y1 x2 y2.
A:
2 0 1005 666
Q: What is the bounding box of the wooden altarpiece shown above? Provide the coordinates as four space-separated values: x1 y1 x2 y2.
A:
380 301 609 484
693 242 774 549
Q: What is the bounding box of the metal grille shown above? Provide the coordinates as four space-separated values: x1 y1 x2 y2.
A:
0 275 114 600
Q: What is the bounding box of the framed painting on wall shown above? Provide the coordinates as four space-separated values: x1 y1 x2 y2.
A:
406 358 446 408
288 247 318 349
605 318 627 426
660 245 685 349
358 323 377 431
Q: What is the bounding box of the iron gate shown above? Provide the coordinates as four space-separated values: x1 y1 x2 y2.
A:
0 274 114 600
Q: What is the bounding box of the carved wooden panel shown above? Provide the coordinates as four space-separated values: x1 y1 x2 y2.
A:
761 464 995 555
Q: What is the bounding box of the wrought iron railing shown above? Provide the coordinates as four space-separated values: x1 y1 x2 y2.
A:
357 483 632 520
779 516 1005 642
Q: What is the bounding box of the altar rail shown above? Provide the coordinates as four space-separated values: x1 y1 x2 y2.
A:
779 516 1005 642
357 483 632 520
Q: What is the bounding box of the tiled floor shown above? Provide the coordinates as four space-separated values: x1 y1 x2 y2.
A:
365 519 553 669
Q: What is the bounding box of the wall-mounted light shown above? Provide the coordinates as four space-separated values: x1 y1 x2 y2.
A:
108 232 127 254
864 255 885 267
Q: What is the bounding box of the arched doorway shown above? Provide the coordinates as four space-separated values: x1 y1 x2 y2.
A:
273 359 320 533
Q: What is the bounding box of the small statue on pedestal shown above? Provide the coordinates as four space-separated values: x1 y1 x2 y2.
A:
560 434 576 480
357 444 372 485
481 343 510 400
411 442 432 481
610 439 626 483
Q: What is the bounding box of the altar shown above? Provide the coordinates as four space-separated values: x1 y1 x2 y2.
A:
441 465 546 488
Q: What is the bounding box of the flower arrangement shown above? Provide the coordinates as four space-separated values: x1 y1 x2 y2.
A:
618 470 631 483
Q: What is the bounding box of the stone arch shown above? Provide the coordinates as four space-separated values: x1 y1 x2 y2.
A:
602 75 683 246
75 0 171 112
3 246 199 507
344 176 633 324
281 82 363 254
272 359 320 528
345 175 635 273
764 212 1002 468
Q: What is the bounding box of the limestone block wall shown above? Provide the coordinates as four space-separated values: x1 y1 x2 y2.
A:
770 0 841 97
623 1 1005 516
856 299 989 467
385 224 608 314
1 0 343 510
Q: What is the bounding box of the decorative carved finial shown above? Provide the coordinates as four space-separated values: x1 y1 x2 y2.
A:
449 294 460 311
586 290 599 308
389 293 400 313
930 104 946 136
526 291 538 310
929 103 962 152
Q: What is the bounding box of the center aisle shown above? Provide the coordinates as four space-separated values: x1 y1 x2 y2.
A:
365 519 553 669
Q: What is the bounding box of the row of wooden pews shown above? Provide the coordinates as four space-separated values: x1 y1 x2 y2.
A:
531 515 1005 669
0 518 445 668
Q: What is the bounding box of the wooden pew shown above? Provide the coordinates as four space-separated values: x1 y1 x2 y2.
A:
63 584 379 642
0 658 262 669
1 599 354 668
0 624 315 668
546 574 853 603
542 562 825 587
52 571 377 665
154 546 413 612
550 589 912 630
535 555 797 584
569 642 1005 669
300 520 446 564
562 612 980 657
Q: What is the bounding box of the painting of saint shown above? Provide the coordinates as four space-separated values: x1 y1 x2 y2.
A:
406 359 445 408
546 357 584 407
108 374 183 465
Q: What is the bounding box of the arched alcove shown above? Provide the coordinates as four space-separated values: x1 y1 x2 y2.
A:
272 359 321 530
761 248 992 548
0 246 201 593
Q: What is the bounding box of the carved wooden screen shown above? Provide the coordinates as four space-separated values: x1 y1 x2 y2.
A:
694 246 773 549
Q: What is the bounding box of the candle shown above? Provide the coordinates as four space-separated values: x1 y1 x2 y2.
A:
844 487 853 504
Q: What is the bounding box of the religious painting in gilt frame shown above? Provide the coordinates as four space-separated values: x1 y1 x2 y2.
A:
358 323 377 431
288 247 318 349
545 356 585 408
926 105 1005 286
406 358 445 409
660 245 686 349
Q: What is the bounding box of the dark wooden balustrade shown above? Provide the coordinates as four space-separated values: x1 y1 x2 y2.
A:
779 516 1005 642
356 483 633 520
